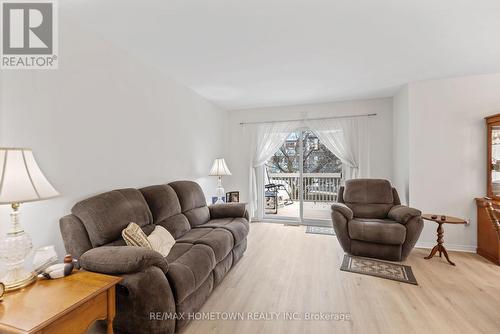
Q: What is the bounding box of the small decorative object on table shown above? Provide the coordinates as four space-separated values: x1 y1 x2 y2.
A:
0 148 59 292
209 158 232 204
212 196 225 204
226 191 240 203
42 254 75 279
33 245 58 274
422 214 467 265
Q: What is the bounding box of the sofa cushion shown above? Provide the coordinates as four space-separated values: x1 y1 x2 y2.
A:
209 203 246 219
200 218 249 245
166 243 194 263
184 206 210 227
348 218 406 245
345 203 393 219
213 252 233 286
175 227 212 242
140 184 191 238
175 273 214 331
169 181 210 226
350 240 403 261
159 214 191 240
72 189 153 247
169 181 207 211
343 179 394 204
166 243 216 303
176 228 233 262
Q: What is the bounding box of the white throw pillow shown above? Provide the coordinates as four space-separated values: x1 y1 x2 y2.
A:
147 225 175 257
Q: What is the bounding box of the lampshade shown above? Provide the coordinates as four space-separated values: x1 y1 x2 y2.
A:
0 148 59 204
209 158 232 176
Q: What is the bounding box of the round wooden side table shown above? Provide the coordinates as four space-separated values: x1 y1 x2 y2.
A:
422 214 467 266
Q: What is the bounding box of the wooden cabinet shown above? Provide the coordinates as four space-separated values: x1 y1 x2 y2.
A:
475 198 500 265
476 113 500 265
486 113 500 199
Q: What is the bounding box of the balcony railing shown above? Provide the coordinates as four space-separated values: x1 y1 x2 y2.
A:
267 172 342 202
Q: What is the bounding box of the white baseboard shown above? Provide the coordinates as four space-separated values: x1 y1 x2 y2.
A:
253 220 478 253
415 241 476 253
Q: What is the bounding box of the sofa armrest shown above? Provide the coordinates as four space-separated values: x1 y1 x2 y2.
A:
401 216 424 260
79 246 168 275
331 203 354 220
115 266 176 334
388 205 422 224
209 203 247 219
331 206 351 253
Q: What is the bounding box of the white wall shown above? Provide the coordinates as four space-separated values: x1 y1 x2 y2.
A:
403 73 500 252
0 20 227 259
225 98 393 205
392 85 410 204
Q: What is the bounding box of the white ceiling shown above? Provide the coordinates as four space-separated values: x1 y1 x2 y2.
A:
64 0 500 110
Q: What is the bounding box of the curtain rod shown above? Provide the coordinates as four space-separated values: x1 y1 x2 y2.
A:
239 113 377 125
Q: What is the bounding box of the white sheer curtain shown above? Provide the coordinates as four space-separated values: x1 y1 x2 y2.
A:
306 117 370 180
247 121 302 219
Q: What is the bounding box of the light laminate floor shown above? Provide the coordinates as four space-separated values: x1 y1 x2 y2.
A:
92 222 500 334
183 222 500 334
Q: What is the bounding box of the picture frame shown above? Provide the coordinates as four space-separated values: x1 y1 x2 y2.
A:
212 196 225 204
225 191 240 203
265 194 277 214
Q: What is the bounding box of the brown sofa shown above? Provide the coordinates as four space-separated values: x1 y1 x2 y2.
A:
59 181 249 334
331 179 423 261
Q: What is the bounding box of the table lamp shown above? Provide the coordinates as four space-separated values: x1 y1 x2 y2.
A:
209 158 231 204
0 148 59 291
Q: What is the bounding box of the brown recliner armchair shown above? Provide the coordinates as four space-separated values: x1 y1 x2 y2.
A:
331 179 423 261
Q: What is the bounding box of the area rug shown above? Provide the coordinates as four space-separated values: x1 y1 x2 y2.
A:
305 226 336 235
340 254 418 285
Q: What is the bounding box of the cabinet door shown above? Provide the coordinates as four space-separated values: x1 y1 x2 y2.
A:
489 123 500 199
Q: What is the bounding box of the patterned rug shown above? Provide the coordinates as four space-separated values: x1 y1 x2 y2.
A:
340 254 418 285
305 226 336 235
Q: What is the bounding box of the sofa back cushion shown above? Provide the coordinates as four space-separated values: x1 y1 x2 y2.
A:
59 214 93 259
342 179 395 219
343 179 394 204
169 181 210 227
140 184 191 239
71 188 153 247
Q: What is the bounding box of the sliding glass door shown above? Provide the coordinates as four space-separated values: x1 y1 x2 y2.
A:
264 131 302 221
264 129 343 225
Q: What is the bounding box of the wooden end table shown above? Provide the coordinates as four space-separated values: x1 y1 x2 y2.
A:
422 214 467 266
0 270 121 334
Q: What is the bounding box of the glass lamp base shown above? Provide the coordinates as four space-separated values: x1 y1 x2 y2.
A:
3 268 36 291
215 180 225 204
0 205 35 292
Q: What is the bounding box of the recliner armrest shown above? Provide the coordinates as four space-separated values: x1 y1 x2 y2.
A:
79 246 169 275
209 202 247 219
331 203 354 220
388 205 421 224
